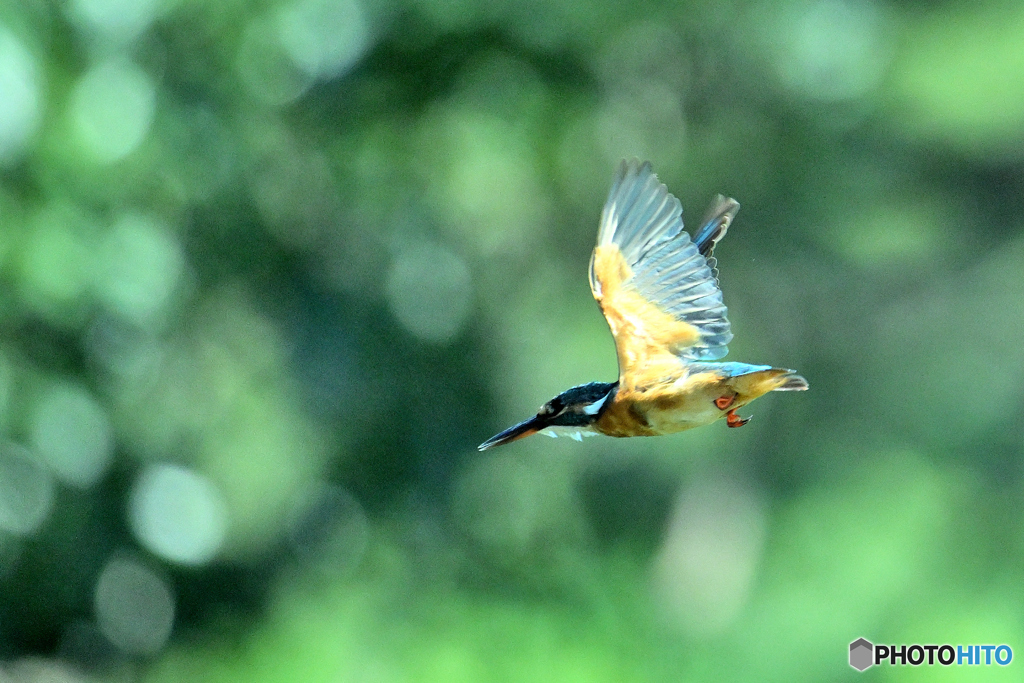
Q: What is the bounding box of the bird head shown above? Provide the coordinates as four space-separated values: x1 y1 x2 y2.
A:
478 382 618 451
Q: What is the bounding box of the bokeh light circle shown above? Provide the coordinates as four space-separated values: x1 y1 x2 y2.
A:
652 479 767 637
0 442 54 536
94 556 174 655
71 57 156 163
30 382 114 488
771 0 889 102
129 463 229 566
385 242 473 344
94 214 184 324
0 28 42 165
276 0 370 80
67 0 162 42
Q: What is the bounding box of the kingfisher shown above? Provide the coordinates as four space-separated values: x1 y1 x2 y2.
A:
478 159 808 451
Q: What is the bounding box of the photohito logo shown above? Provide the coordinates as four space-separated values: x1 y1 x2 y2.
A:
849 638 1012 671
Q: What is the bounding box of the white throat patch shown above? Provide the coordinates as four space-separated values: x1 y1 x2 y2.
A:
581 391 609 415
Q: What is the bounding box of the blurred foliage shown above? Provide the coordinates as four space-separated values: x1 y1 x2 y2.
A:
1 0 1023 681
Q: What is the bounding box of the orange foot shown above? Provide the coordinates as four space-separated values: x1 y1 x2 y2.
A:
726 409 750 428
714 395 735 410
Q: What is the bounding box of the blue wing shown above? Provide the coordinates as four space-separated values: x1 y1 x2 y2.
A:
590 159 735 361
692 194 739 282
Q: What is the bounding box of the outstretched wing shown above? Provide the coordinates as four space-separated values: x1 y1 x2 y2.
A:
588 159 735 385
693 194 739 281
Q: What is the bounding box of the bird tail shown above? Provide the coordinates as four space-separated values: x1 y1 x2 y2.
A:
728 367 808 400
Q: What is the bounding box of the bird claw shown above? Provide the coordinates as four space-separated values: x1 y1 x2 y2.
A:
726 409 750 428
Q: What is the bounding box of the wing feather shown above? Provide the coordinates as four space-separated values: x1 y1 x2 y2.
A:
692 194 739 281
589 160 735 383
596 161 683 263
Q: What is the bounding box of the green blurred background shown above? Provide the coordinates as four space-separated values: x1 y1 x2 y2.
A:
1 0 1023 680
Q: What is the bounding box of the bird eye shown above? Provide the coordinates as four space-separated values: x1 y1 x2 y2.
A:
539 399 562 416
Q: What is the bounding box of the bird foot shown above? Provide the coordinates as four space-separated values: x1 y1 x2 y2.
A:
726 409 750 428
714 395 735 410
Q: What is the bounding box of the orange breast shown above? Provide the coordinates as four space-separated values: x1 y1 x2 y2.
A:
590 245 701 379
595 371 725 437
595 399 659 437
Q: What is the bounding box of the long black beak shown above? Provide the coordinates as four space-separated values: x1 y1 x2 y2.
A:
478 416 547 451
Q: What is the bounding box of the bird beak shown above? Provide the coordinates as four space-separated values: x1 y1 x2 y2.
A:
478 416 546 451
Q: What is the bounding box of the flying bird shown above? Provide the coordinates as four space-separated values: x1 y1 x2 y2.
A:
478 159 807 451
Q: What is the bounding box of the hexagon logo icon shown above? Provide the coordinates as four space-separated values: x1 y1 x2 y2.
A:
850 638 873 671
